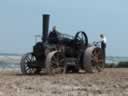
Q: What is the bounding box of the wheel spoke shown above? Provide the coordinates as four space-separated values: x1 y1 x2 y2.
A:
26 57 31 63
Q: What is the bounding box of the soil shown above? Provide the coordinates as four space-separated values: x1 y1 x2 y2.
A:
0 68 127 96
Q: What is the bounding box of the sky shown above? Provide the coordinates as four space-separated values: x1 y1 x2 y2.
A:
0 0 128 56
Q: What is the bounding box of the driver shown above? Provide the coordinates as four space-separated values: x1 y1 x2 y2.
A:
52 26 57 33
48 26 60 44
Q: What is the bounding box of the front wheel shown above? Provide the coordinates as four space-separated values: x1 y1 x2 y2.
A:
20 53 41 75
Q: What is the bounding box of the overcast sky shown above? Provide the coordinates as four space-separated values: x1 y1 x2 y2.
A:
0 0 128 56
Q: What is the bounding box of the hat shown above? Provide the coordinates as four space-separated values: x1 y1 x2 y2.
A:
100 34 104 37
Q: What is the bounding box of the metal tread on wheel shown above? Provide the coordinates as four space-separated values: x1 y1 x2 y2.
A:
46 51 65 75
83 46 104 73
20 52 41 75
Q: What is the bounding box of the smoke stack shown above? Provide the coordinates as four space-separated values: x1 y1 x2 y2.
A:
42 14 50 42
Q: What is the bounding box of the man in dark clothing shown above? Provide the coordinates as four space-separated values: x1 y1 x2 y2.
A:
100 34 107 64
48 26 60 44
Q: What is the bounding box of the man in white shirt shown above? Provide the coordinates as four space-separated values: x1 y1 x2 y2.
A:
100 34 107 63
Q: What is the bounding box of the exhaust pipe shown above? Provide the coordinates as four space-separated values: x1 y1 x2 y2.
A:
42 14 50 43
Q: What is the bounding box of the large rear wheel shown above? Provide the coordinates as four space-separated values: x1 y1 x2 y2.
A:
46 51 65 75
83 47 104 73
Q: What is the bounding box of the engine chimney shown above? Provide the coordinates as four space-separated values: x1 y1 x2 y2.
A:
42 14 50 42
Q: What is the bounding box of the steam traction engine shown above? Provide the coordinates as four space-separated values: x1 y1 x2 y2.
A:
20 14 104 75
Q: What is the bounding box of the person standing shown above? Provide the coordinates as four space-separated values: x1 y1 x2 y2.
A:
100 34 107 63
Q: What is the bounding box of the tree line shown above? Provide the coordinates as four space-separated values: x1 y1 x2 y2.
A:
105 61 128 68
